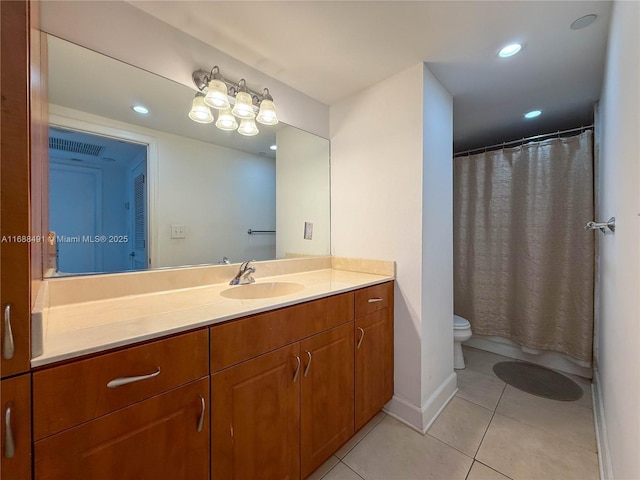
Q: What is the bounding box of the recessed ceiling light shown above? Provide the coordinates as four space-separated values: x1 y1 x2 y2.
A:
524 110 542 119
571 14 597 30
131 105 149 115
270 145 277 151
498 43 522 58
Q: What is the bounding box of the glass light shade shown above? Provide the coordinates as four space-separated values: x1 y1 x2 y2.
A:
237 118 259 136
215 108 239 131
204 78 230 109
256 99 278 125
188 95 214 123
231 91 256 119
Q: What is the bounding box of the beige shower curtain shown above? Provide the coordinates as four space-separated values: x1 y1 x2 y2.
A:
453 131 594 363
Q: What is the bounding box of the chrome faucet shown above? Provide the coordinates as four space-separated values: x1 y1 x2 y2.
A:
229 260 256 285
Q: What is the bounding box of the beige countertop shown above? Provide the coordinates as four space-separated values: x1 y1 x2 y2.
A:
32 260 394 367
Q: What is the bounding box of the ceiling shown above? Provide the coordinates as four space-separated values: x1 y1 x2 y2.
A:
128 0 612 151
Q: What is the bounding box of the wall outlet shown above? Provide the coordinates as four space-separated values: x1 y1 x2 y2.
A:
304 222 313 240
171 224 186 239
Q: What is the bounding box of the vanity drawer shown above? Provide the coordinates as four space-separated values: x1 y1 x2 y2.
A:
210 292 354 372
355 281 394 317
33 329 208 440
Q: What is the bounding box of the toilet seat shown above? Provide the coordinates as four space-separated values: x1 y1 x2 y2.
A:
454 315 470 330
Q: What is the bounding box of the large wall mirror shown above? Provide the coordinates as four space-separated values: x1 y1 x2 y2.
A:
45 35 330 277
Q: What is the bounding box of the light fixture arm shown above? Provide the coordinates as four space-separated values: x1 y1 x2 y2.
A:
192 67 271 105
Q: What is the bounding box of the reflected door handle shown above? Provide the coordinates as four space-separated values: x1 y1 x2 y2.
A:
3 304 15 360
4 403 15 459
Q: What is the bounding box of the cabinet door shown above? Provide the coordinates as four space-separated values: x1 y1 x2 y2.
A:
355 308 394 431
33 329 209 440
300 323 354 478
211 343 301 480
1 0 31 378
34 377 209 480
1 374 31 479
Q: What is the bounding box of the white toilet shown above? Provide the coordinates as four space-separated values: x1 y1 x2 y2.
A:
453 315 472 369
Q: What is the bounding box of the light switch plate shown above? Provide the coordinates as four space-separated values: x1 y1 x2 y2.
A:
171 224 186 239
304 222 313 240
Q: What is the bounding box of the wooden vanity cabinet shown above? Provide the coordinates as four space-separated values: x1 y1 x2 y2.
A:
34 377 210 480
30 281 393 480
33 330 210 479
300 322 354 478
211 343 301 480
354 282 394 430
33 329 209 440
210 294 357 480
1 374 32 479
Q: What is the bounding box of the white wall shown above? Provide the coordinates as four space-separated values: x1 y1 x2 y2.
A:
276 126 330 258
155 133 276 268
595 1 640 479
421 66 454 404
330 63 454 431
40 1 329 139
50 105 276 269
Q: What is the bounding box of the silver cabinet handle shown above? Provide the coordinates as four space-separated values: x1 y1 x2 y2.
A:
293 355 301 383
106 367 161 388
357 327 365 349
4 403 15 459
3 304 15 360
197 395 205 433
368 297 384 303
303 350 312 377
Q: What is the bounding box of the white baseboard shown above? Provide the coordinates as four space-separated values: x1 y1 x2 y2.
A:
384 372 458 434
592 368 614 480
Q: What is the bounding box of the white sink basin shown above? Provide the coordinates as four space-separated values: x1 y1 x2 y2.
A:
220 282 305 300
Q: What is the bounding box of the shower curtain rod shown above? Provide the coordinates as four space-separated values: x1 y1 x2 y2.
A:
454 124 594 157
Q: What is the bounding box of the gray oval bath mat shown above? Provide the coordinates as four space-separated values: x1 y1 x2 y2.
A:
493 361 583 401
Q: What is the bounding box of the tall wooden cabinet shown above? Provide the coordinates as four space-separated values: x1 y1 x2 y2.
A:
1 0 47 476
0 0 48 379
1 374 32 479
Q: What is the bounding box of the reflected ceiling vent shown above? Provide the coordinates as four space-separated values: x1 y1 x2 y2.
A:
49 137 104 156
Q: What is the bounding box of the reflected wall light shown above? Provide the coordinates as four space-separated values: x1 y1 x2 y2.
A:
189 66 279 136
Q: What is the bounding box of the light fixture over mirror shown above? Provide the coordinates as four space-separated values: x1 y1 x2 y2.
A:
190 66 279 136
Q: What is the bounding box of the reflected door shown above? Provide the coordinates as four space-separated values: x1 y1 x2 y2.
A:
50 162 102 273
127 160 147 270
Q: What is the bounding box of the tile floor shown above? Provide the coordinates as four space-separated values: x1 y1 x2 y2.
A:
308 346 599 480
